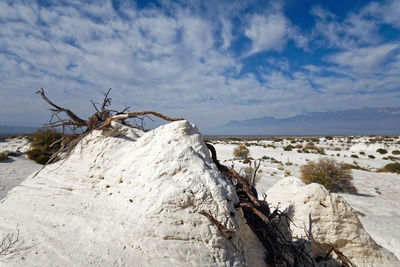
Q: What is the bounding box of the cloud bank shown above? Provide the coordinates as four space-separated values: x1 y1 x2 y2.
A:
0 0 399 129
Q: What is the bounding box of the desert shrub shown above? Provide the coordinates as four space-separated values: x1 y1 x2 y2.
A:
351 154 359 158
392 150 400 155
368 155 375 159
315 147 325 155
377 163 400 174
284 144 295 151
242 158 251 164
334 147 341 151
376 148 388 154
26 129 63 164
343 163 368 171
0 151 8 162
233 144 249 160
386 156 400 161
325 136 333 140
300 158 357 193
359 151 365 155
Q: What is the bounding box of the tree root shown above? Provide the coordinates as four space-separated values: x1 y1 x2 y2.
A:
206 142 314 266
199 210 236 239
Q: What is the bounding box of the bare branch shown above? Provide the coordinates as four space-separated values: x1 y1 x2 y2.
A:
199 210 236 239
251 159 261 186
0 228 20 257
99 111 184 130
90 100 101 114
101 88 112 113
36 88 87 126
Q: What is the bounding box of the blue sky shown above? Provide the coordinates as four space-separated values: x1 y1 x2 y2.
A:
1 0 400 129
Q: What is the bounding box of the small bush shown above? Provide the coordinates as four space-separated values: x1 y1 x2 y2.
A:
300 158 357 193
343 163 368 171
359 151 365 155
315 147 325 155
0 151 8 162
392 150 400 155
26 129 63 164
233 144 250 160
368 155 375 159
377 163 400 174
284 144 295 151
351 154 359 158
242 158 251 164
377 148 388 154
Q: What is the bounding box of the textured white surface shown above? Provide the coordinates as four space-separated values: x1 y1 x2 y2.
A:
213 137 400 259
0 121 265 266
266 177 400 266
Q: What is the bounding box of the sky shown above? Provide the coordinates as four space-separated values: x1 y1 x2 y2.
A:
1 0 400 130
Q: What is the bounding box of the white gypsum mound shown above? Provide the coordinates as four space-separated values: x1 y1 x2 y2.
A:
0 121 265 266
265 177 400 267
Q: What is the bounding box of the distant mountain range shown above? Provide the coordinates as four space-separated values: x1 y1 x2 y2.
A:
0 125 39 136
208 107 400 136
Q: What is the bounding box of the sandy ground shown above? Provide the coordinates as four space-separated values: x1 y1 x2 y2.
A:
1 135 399 260
211 136 400 259
0 156 41 199
0 138 41 199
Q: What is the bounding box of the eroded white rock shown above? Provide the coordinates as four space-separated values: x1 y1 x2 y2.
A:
266 177 400 266
0 121 266 266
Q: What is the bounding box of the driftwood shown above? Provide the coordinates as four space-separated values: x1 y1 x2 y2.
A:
34 88 184 174
37 88 183 133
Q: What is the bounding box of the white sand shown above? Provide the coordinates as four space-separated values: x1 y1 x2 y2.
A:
1 131 399 264
211 136 400 260
0 122 265 266
0 137 41 200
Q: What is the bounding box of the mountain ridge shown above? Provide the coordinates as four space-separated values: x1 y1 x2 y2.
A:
208 106 400 135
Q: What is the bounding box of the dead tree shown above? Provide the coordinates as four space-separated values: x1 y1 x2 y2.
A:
250 159 261 187
36 88 183 133
35 88 184 165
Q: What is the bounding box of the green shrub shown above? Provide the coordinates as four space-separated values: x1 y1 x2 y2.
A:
392 150 400 155
26 129 63 164
377 148 388 154
368 155 375 159
0 151 8 162
300 158 357 193
316 147 325 155
233 144 250 160
284 144 295 151
377 163 400 174
242 158 252 164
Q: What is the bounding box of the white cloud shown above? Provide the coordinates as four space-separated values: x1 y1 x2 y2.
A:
311 5 380 49
326 43 399 73
362 0 400 29
0 0 399 129
245 14 288 54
